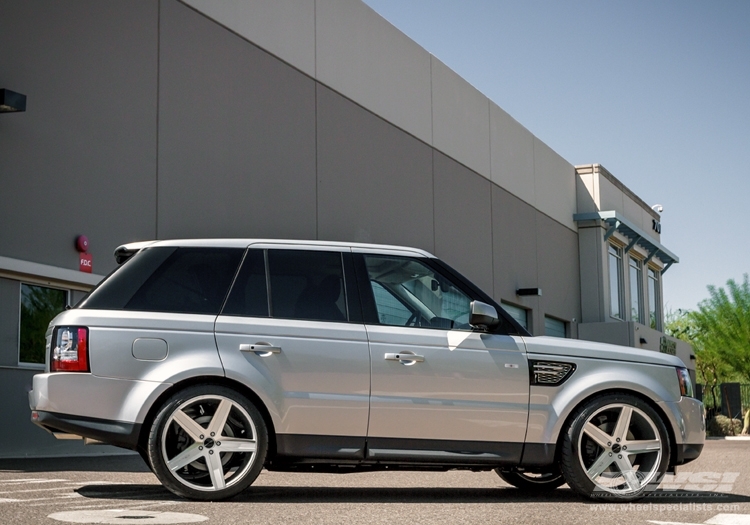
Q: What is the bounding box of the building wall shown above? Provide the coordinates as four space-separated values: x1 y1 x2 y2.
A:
182 0 579 232
0 0 159 270
576 165 661 241
0 0 581 457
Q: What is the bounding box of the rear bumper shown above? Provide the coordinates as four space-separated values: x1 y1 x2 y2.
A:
29 372 170 427
32 410 141 450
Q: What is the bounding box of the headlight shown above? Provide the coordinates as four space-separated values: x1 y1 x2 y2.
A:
676 367 693 398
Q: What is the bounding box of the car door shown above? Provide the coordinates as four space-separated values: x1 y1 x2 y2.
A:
214 245 371 460
357 251 529 464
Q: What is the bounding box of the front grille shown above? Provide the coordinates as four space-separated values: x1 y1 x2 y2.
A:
530 361 576 386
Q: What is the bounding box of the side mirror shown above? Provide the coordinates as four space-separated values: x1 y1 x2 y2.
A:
469 300 500 331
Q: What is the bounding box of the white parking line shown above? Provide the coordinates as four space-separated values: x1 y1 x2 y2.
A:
0 486 70 494
0 478 67 485
17 493 83 503
67 501 181 511
0 478 181 511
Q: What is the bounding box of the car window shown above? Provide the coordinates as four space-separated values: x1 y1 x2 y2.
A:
80 247 244 315
267 250 347 322
371 281 413 325
363 254 471 330
222 249 269 317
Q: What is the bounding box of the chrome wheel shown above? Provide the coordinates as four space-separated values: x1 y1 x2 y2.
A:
561 394 670 501
149 386 267 500
578 403 662 495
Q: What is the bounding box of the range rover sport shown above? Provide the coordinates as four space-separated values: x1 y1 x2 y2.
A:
29 239 704 501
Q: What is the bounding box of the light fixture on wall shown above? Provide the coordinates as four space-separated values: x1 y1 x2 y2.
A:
0 89 27 113
516 288 542 296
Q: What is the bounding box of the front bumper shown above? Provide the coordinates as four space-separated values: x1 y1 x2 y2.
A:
658 396 705 467
674 443 704 466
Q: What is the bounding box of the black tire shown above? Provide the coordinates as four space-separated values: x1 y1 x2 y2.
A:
560 393 670 502
137 446 154 473
147 384 268 501
495 468 566 491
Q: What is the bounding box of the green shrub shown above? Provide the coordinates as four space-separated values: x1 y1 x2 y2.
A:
707 415 743 436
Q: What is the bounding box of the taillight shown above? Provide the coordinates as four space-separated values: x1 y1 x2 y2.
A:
51 327 89 372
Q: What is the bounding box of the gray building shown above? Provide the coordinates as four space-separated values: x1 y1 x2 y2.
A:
0 0 689 458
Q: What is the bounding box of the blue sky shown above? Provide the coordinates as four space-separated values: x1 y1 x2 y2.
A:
362 0 750 313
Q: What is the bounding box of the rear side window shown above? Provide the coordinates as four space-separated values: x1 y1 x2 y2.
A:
268 250 347 322
79 247 243 315
222 250 269 317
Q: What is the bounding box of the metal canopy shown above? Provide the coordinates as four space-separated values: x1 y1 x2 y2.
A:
573 211 679 273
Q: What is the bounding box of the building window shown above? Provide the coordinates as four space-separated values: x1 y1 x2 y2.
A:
501 302 529 331
629 257 643 323
608 244 624 320
648 267 661 330
19 283 68 365
544 316 567 338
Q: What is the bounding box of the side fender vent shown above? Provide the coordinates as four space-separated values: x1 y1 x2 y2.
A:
530 360 576 386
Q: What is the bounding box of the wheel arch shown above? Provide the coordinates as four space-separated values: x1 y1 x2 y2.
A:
552 388 677 468
136 375 278 460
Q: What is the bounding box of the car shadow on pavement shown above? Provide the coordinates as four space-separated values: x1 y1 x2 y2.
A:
74 484 750 505
0 454 149 473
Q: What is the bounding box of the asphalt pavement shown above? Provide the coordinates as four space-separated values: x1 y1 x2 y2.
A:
1 439 749 525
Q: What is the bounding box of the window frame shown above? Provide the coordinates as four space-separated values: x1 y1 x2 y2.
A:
608 243 625 320
222 248 360 324
647 265 662 331
352 253 527 336
544 315 567 338
629 256 644 324
18 281 70 368
501 301 530 332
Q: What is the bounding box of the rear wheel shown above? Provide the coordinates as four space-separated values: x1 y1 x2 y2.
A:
495 468 566 491
560 393 670 501
147 384 268 500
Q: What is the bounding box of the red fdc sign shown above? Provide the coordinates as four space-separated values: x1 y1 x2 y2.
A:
79 253 93 273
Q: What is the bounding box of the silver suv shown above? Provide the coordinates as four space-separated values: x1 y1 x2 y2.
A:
29 239 704 501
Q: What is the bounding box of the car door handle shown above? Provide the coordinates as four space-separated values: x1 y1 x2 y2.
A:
384 352 424 363
239 342 282 356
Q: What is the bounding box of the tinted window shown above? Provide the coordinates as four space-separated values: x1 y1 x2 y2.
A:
80 247 243 315
363 255 471 330
222 250 269 317
20 284 68 364
268 250 347 322
371 281 412 325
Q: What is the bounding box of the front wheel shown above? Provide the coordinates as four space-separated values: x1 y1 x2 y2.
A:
147 384 268 500
560 393 670 502
495 468 566 491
